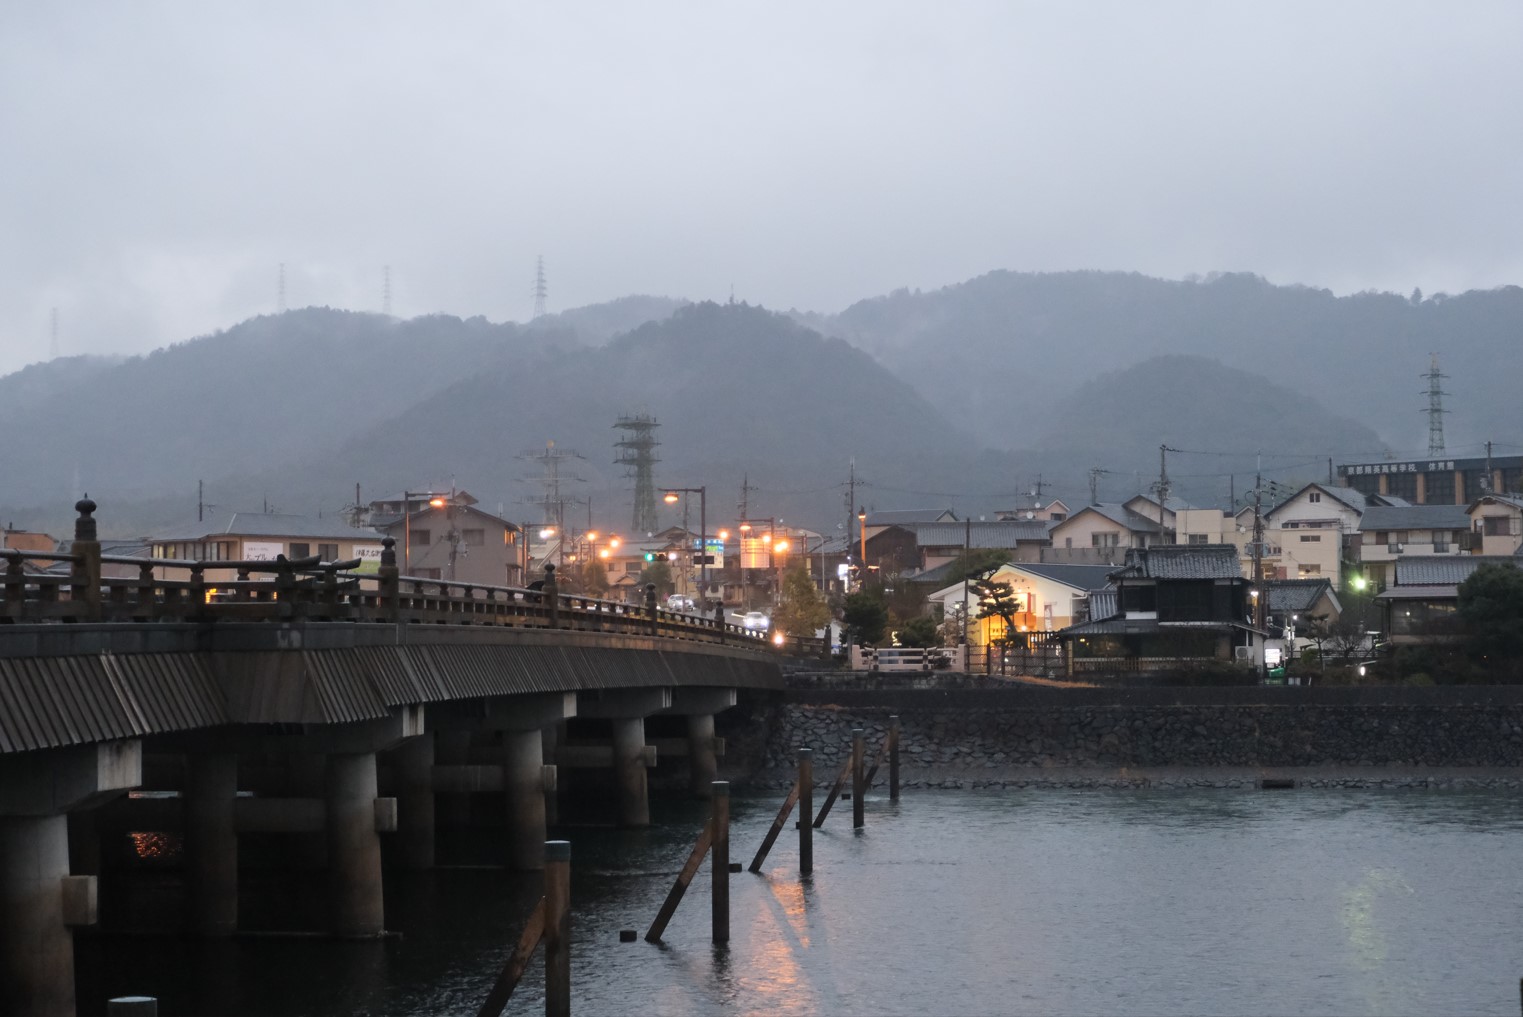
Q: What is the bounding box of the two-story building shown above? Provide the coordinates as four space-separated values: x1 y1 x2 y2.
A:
1466 494 1523 556
1056 544 1262 674
1043 497 1178 565
926 561 1115 643
1261 483 1368 585
149 512 387 585
1373 555 1521 646
1355 503 1472 589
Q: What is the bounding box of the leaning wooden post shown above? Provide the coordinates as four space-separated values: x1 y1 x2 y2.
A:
889 715 901 801
748 775 801 873
851 729 865 829
798 748 814 875
544 840 571 1017
812 754 854 828
645 819 713 942
712 781 730 943
377 537 400 622
70 497 102 621
542 564 559 628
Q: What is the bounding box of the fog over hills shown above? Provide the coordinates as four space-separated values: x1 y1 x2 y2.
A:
2 271 1519 538
814 271 1523 456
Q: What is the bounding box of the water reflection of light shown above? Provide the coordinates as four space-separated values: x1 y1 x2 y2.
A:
726 876 817 1016
1341 866 1414 1013
129 831 183 861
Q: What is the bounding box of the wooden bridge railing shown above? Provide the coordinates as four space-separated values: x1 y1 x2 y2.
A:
0 499 786 652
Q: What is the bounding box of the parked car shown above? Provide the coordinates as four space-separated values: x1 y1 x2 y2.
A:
666 594 695 613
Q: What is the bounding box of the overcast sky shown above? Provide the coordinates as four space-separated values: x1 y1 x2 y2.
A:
3 1 1521 377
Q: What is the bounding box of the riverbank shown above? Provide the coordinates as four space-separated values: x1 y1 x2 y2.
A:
732 686 1523 791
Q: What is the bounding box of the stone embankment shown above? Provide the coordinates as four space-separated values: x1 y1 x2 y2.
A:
751 693 1523 790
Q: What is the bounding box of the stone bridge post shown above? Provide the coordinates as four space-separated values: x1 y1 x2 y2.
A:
68 498 102 622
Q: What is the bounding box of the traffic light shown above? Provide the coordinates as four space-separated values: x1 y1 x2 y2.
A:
644 552 670 562
644 552 654 562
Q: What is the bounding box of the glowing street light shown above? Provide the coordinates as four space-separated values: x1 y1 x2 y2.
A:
663 487 708 604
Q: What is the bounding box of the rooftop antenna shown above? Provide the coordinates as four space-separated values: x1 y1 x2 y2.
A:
383 265 392 317
532 255 548 319
1423 352 1448 456
278 263 287 314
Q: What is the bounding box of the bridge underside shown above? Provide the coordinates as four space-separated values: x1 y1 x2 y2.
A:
0 622 781 1017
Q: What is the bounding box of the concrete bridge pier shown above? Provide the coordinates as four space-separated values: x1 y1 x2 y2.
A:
578 688 673 828
392 732 435 870
432 693 573 870
0 741 140 1017
669 688 738 798
326 751 385 937
185 752 239 936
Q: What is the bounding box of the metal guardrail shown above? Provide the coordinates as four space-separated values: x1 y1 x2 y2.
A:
1 500 801 654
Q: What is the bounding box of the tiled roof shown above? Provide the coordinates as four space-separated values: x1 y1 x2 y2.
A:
1359 504 1471 531
1115 544 1243 580
1469 494 1523 512
1394 556 1520 586
1266 578 1335 614
1086 588 1118 621
1067 503 1164 534
1267 483 1368 518
1015 562 1117 591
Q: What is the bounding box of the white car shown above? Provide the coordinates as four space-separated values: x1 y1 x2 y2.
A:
742 611 770 631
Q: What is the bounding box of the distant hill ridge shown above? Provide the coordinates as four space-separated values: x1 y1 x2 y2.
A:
2 270 1518 534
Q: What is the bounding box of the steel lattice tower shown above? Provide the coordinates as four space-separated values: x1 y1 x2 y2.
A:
613 414 661 534
1423 352 1449 456
532 255 548 319
518 441 585 537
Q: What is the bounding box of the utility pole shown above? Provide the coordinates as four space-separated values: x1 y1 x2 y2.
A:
1251 459 1267 642
1157 445 1171 543
1088 467 1102 506
1483 440 1494 493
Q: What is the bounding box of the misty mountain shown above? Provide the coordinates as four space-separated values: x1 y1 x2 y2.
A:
1018 355 1387 508
1 277 1479 538
241 301 999 534
818 271 1523 456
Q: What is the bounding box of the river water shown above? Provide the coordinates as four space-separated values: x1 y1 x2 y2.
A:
81 788 1523 1016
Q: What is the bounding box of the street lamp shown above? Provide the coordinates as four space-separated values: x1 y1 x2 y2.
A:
855 506 868 591
403 490 449 575
663 487 707 605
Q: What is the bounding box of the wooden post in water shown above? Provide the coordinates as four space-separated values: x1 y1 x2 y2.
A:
798 748 813 875
851 729 865 830
813 754 854 828
645 819 713 943
476 898 547 1017
711 781 730 943
544 840 571 1017
748 778 800 873
889 716 900 800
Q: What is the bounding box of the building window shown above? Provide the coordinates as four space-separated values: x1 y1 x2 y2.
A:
289 542 310 559
462 528 486 547
1092 532 1120 548
1299 534 1321 542
1482 516 1519 537
1297 564 1321 576
409 529 430 547
418 568 442 580
1309 492 1322 503
318 543 338 561
1188 534 1209 545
